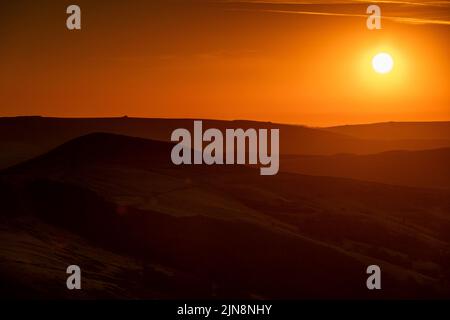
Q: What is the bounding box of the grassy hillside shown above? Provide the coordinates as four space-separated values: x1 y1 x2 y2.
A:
1 133 449 298
1 117 450 169
280 148 450 189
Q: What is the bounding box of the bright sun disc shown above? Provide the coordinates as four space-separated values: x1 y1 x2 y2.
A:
372 52 394 74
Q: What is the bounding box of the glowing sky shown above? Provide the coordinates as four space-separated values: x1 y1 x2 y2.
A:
1 0 449 125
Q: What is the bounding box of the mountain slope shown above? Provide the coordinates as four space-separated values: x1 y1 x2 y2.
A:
281 148 450 189
324 121 450 140
1 117 450 169
1 133 449 299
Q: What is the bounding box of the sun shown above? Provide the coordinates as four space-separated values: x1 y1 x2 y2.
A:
372 52 394 74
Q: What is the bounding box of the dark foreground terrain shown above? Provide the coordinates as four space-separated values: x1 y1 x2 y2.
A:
1 132 449 299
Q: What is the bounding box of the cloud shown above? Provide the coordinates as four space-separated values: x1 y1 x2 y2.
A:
250 8 450 25
218 0 450 26
220 0 449 5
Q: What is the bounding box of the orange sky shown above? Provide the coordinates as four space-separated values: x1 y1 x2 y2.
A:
1 0 449 126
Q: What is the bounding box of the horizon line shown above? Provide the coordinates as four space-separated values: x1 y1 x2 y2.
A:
1 115 450 128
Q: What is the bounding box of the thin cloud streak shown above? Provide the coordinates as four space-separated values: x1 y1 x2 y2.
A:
248 9 450 25
219 0 450 25
221 0 450 6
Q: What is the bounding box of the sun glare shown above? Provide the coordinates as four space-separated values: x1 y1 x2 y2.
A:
372 52 394 74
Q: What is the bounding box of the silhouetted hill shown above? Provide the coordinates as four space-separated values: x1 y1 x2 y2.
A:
6 132 174 173
281 148 450 189
1 116 449 169
1 133 449 299
325 121 450 140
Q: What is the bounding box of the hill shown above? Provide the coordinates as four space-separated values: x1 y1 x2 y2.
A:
324 121 450 140
281 148 450 189
1 117 450 169
1 133 449 299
